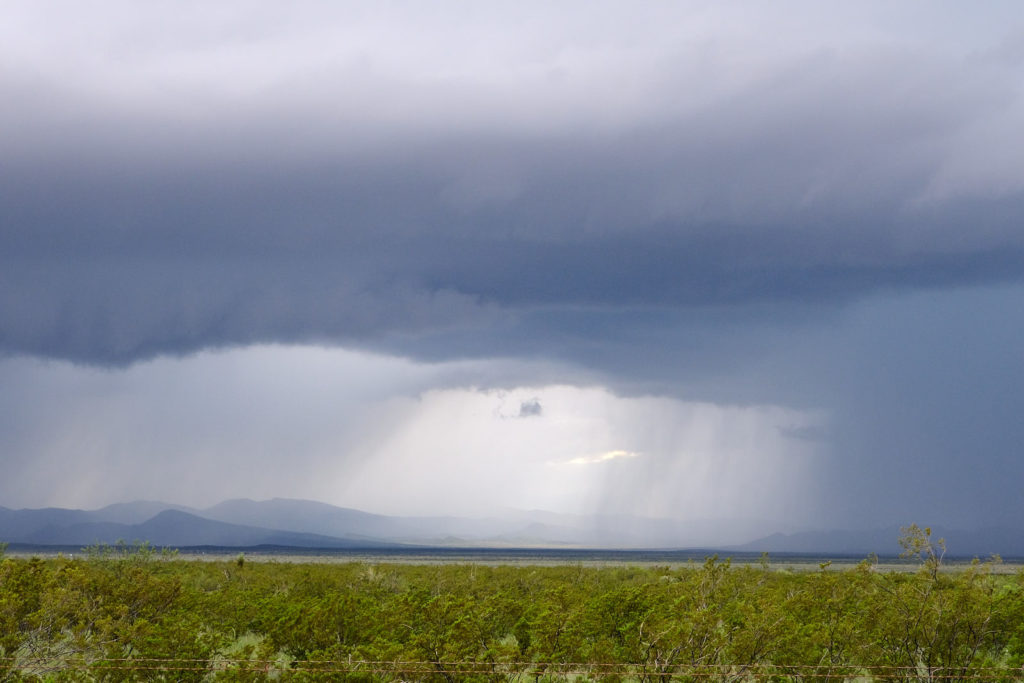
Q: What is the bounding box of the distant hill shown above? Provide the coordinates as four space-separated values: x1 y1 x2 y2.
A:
0 506 98 540
198 499 786 548
4 499 1024 556
1 499 786 549
1 507 397 548
732 527 905 556
735 526 1024 558
133 509 390 548
201 498 403 541
91 501 198 525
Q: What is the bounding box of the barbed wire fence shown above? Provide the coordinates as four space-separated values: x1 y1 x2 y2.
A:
4 657 1024 681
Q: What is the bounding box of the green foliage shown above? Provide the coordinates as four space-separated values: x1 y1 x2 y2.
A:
2 534 1024 681
898 524 946 581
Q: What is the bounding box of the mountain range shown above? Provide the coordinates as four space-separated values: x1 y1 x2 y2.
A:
1 499 1021 557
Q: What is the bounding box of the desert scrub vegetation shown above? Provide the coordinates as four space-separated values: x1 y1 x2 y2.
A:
1 533 1023 681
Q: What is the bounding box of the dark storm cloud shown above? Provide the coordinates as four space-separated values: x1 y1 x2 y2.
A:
4 110 1024 365
3 1 1024 530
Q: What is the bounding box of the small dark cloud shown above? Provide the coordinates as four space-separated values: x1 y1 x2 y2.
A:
518 398 542 418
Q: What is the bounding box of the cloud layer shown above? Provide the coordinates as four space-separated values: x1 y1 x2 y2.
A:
4 2 1024 365
3 2 1023 529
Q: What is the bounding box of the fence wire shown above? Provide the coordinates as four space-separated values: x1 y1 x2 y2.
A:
4 657 1023 680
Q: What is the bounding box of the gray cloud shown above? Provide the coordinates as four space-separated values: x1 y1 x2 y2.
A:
518 398 542 418
3 2 1024 529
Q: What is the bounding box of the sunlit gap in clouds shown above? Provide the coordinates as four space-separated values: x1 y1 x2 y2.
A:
557 450 642 466
0 344 825 523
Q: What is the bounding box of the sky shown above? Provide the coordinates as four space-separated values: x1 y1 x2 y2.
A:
2 1 1023 531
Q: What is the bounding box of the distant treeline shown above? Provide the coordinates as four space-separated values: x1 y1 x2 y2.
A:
2 531 1024 681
